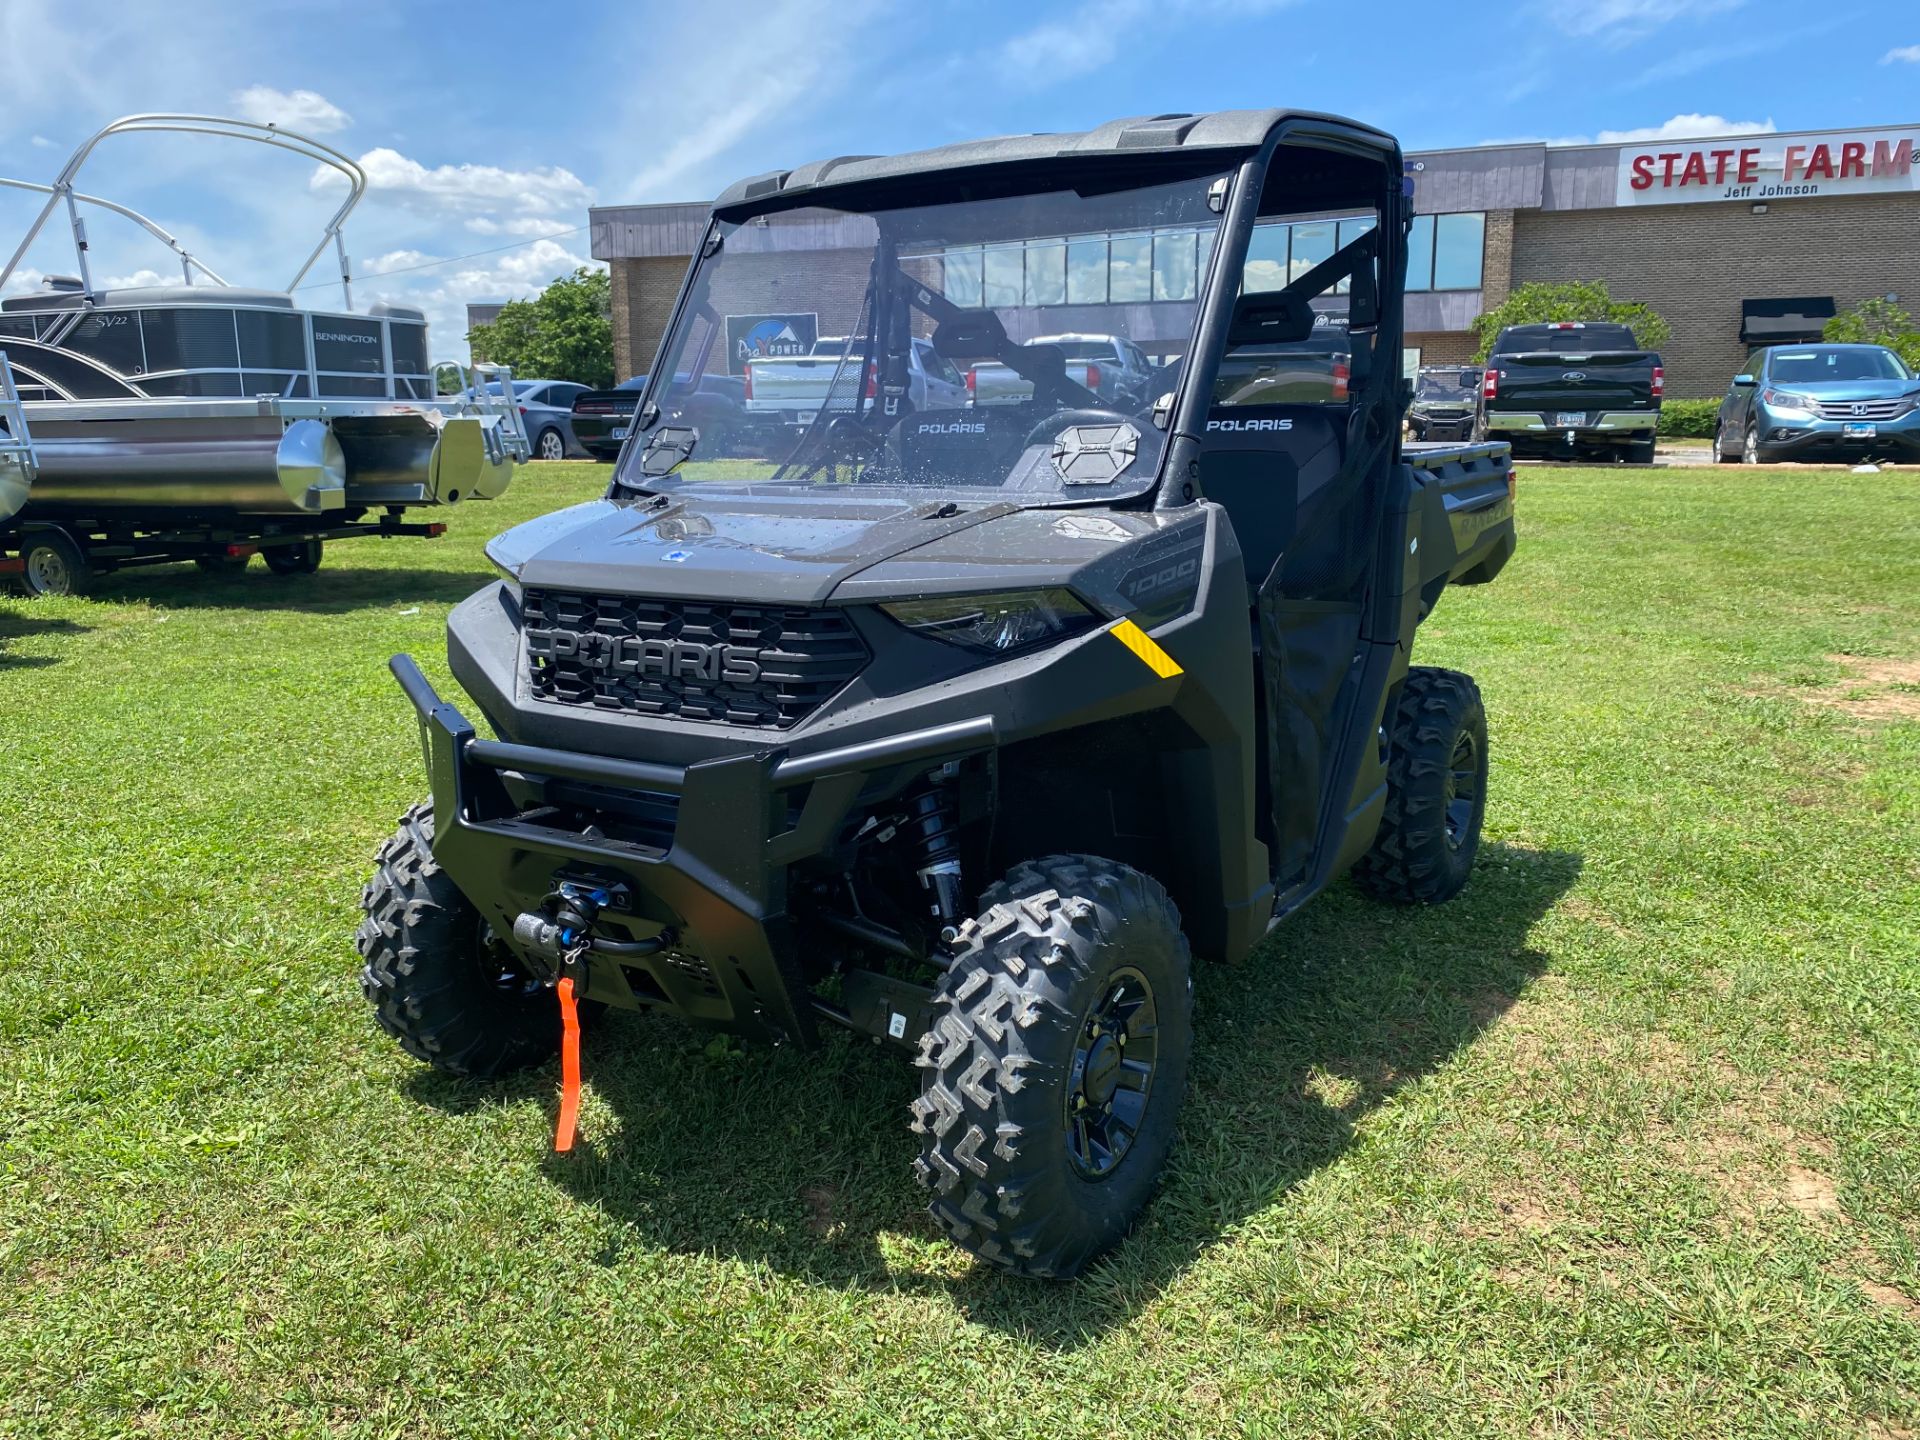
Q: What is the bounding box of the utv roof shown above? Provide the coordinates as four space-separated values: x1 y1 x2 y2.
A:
713 108 1397 214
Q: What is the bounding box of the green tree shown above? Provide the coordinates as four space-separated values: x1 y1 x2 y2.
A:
465 267 615 387
1469 280 1672 363
1823 297 1920 370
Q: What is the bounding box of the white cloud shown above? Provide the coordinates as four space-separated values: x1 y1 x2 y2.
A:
315 147 594 219
1883 44 1920 63
1596 114 1775 143
363 249 437 275
359 239 600 364
464 216 579 238
29 134 57 149
1482 114 1776 147
1541 0 1744 46
230 84 352 135
998 0 1297 86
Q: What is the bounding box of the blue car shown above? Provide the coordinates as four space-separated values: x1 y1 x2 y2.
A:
1715 343 1920 465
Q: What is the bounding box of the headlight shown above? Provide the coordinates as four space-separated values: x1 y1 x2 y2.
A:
1763 387 1820 416
881 588 1098 655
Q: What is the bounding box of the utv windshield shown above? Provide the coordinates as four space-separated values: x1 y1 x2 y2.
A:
618 164 1231 505
1414 368 1477 399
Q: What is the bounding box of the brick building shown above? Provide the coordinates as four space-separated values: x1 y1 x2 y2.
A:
590 123 1920 398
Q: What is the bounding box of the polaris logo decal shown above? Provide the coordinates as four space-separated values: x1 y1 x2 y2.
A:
916 421 986 435
1205 417 1294 432
536 631 764 684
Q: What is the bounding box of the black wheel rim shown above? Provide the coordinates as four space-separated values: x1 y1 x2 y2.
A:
477 920 545 999
1065 966 1159 1180
1444 729 1480 849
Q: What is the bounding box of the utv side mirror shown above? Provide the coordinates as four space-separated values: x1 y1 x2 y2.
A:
1732 374 1757 387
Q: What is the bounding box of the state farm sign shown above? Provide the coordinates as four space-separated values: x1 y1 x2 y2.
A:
1615 127 1920 206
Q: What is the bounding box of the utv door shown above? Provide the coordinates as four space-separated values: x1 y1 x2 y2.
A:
1197 218 1386 890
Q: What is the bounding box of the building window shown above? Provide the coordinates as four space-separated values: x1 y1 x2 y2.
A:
1406 215 1436 292
1153 230 1197 301
983 245 1024 308
945 247 983 308
1431 212 1485 291
1108 233 1153 302
1025 240 1066 306
1067 237 1108 304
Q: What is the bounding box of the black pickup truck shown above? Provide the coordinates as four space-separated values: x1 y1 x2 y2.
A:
572 373 751 462
1478 322 1663 462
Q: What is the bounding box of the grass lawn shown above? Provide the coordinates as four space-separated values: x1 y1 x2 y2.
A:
2 460 1917 1438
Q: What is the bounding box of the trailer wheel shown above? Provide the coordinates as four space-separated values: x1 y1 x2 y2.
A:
911 855 1193 1278
1352 666 1487 906
358 802 585 1078
264 540 323 575
20 528 90 598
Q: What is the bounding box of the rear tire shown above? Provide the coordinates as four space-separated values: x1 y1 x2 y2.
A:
911 855 1193 1278
264 539 323 575
1353 667 1488 906
1627 437 1657 465
535 427 567 461
357 802 573 1078
20 528 90 598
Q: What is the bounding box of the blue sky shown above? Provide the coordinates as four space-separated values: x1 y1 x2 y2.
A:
1 0 1914 359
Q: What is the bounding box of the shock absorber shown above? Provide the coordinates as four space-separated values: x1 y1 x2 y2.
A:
905 782 964 948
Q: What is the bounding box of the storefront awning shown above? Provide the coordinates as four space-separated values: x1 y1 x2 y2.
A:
1741 296 1835 345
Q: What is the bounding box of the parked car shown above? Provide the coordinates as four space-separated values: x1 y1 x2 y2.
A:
744 336 967 424
571 373 749 461
1478 321 1663 462
1713 343 1920 465
1407 365 1481 441
469 379 590 461
967 333 1158 408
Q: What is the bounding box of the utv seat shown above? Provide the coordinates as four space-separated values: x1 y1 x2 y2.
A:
1200 404 1345 593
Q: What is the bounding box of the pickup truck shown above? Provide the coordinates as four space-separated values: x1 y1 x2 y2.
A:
1478 321 1663 462
967 333 1159 409
571 373 747 461
743 336 967 424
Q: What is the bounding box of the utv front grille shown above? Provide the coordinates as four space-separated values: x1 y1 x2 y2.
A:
522 589 869 728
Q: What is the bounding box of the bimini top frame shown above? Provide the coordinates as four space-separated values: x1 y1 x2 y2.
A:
0 114 368 310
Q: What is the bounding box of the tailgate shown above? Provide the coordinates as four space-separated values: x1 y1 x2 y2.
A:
571 390 638 418
1489 351 1657 412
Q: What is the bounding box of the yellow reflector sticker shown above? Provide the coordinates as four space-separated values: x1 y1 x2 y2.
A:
1109 618 1183 679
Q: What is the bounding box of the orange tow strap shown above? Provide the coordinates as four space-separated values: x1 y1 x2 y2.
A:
554 976 582 1153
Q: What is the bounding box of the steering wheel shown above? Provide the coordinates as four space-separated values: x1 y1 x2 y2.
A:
1022 408 1140 449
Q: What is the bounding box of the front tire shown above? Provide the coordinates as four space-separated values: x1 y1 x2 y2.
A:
1353 667 1488 906
357 802 569 1077
535 427 567 461
1743 421 1767 466
911 855 1193 1278
264 539 323 575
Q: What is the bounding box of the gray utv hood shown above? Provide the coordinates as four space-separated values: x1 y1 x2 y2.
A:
497 492 1166 606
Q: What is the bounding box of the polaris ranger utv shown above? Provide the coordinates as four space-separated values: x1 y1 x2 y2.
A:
358 108 1515 1278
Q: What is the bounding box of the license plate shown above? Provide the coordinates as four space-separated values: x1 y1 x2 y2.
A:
1553 411 1586 427
1842 422 1877 439
610 425 629 440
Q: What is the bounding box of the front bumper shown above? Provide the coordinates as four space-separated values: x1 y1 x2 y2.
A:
392 653 999 1045
1753 411 1920 462
1409 409 1475 441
